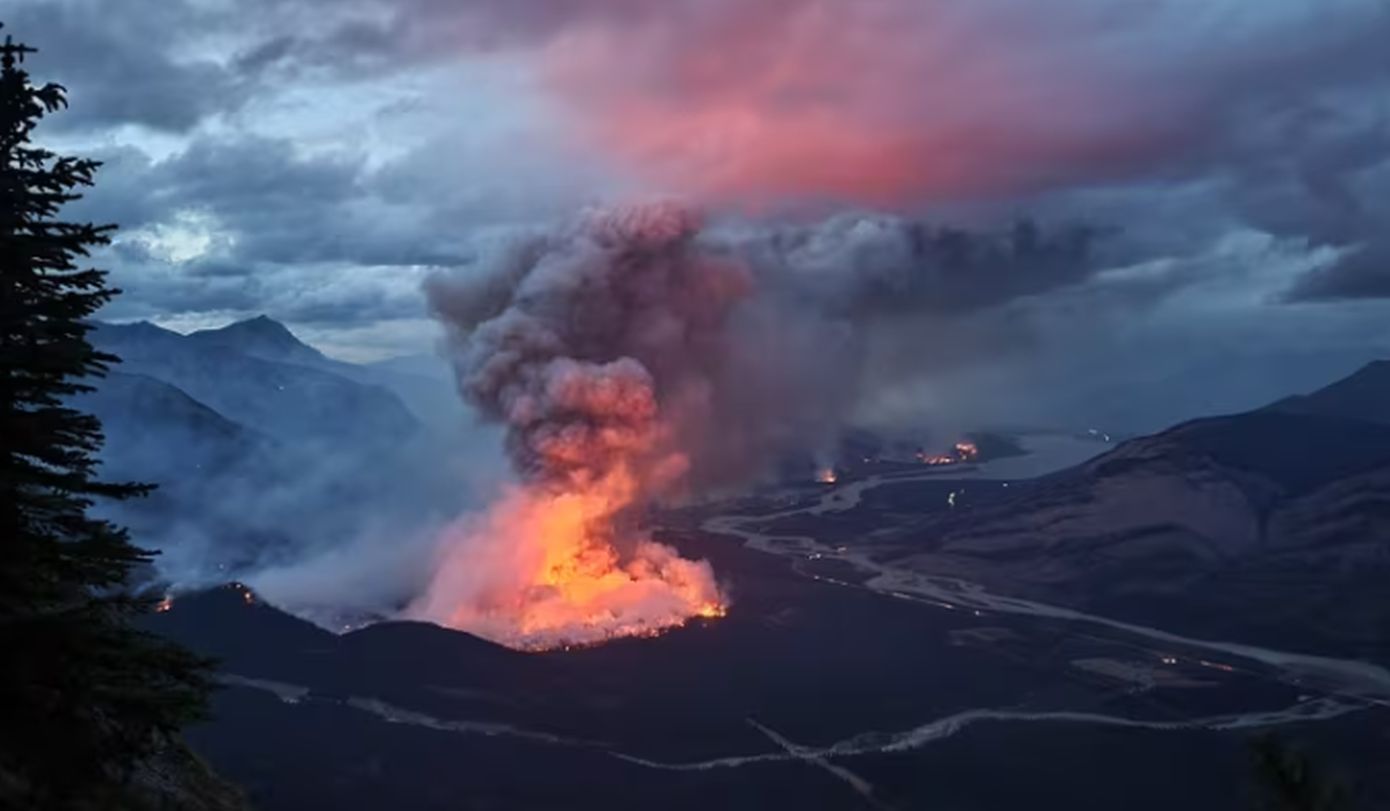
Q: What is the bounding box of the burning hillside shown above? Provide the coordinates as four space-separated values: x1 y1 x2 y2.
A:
411 468 725 650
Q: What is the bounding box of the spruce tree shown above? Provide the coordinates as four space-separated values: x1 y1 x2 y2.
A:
0 25 212 806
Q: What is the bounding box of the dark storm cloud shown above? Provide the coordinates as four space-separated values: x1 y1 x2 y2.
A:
1267 112 1390 301
239 0 651 66
206 0 1390 203
1285 240 1390 302
274 0 1390 319
741 216 1105 318
53 134 460 328
5 0 251 132
304 1 1387 210
8 0 1388 380
1231 107 1390 243
15 0 1390 213
136 137 464 269
71 134 474 268
141 0 654 89
24 0 1390 247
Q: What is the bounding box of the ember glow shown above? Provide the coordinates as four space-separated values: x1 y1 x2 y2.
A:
917 440 981 466
917 452 957 466
815 467 838 484
410 467 725 650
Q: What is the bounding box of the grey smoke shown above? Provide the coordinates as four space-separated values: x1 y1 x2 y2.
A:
425 203 862 495
743 214 1103 318
425 203 1108 495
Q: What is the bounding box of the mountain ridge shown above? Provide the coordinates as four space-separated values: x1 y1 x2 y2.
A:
1264 359 1390 426
93 318 419 445
187 315 332 369
880 359 1390 661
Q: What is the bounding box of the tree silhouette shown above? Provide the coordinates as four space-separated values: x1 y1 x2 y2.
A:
0 23 212 806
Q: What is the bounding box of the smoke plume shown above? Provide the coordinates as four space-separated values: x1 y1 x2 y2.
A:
405 202 1114 648
410 204 777 647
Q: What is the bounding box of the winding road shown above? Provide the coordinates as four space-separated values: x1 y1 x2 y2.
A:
223 673 1364 774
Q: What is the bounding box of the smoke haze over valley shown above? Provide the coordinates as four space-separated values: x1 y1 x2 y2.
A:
8 0 1390 807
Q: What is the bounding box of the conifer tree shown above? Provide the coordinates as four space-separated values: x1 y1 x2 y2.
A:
0 24 211 806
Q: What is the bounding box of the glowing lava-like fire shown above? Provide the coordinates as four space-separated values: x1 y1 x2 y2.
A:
916 440 980 466
412 467 725 651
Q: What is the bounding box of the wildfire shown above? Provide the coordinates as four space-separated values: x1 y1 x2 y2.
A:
155 594 174 613
411 467 726 651
916 439 980 466
815 466 838 484
414 204 753 651
916 452 956 466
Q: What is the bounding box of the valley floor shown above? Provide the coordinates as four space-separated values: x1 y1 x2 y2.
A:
153 466 1390 809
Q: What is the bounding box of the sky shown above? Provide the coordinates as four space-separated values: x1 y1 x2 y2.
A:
8 0 1390 430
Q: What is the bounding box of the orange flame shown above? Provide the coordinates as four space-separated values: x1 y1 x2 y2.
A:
916 452 955 466
412 466 726 650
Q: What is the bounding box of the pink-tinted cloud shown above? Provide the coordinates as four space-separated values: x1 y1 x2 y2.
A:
527 0 1388 207
535 2 1174 205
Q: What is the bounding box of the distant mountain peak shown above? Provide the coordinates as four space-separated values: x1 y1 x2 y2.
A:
216 315 301 343
190 315 327 366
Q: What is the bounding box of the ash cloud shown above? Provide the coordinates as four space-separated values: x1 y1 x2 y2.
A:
5 0 258 132
744 215 1104 318
426 203 864 494
423 203 1118 495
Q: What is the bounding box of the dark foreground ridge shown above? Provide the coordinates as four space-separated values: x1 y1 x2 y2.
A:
148 536 1390 811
